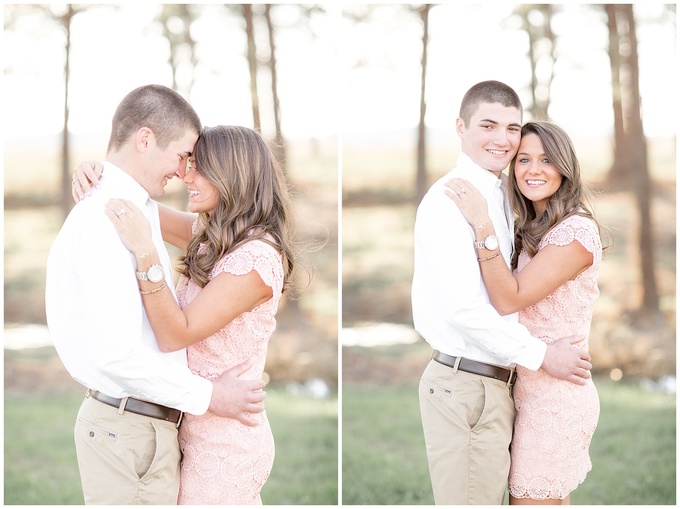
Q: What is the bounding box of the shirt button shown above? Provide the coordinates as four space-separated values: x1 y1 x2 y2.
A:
429 388 434 394
89 431 95 437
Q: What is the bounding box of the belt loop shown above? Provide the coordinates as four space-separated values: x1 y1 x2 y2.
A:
86 389 92 398
176 412 184 428
507 367 516 387
451 356 462 373
118 397 129 415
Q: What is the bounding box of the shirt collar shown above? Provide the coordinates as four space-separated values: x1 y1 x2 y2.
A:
101 161 151 207
454 152 507 195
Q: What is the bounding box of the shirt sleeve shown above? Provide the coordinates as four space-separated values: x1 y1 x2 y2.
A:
75 213 213 415
414 187 546 370
542 215 601 256
211 240 284 295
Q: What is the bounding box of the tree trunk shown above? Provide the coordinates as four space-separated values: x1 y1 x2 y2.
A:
621 4 659 319
517 4 556 120
539 4 556 119
605 5 628 180
243 4 261 132
415 4 430 204
60 5 73 220
264 4 286 168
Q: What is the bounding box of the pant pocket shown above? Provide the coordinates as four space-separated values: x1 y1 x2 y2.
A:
131 421 158 479
420 377 453 401
76 418 119 443
465 379 486 429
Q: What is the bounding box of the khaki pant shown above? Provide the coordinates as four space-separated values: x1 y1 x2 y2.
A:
74 393 181 505
419 359 515 505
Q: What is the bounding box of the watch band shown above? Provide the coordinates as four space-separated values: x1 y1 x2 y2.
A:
136 264 164 283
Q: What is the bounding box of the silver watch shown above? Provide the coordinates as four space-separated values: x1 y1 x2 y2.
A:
474 235 499 251
135 264 165 283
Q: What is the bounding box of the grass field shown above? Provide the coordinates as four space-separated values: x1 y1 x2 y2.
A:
4 360 338 505
342 378 676 505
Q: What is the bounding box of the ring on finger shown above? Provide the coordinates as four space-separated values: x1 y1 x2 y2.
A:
116 208 126 217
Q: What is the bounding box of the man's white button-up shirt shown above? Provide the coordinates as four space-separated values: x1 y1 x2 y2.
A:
412 153 546 370
46 162 212 414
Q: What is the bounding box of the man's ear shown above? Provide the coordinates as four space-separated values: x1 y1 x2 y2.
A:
135 127 154 152
455 117 466 140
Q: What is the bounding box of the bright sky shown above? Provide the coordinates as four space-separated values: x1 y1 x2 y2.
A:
341 3 676 138
3 3 339 142
2 3 675 144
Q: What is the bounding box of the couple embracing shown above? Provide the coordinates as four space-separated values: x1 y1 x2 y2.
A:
46 84 296 505
414 80 605 505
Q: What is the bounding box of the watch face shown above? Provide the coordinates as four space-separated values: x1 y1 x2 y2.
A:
485 235 499 250
147 265 165 283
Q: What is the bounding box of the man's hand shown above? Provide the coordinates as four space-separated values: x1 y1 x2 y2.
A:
541 336 592 385
208 360 266 426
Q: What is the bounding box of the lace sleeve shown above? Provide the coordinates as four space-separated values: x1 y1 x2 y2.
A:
541 215 601 256
191 218 201 235
210 240 284 294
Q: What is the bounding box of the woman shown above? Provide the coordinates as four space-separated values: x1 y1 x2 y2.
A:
444 121 604 505
73 125 296 504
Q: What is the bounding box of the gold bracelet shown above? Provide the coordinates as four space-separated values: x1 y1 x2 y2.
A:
477 251 501 262
140 283 166 295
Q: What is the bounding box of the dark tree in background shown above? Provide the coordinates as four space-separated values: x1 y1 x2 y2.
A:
157 4 198 100
512 4 557 120
5 4 87 220
243 4 261 132
264 4 286 167
604 4 660 320
414 4 431 204
59 5 75 221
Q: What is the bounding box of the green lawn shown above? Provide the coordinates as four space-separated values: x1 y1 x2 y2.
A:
342 378 676 505
5 386 338 505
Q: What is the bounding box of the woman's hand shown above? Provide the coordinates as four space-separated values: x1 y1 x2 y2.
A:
444 178 491 229
104 199 155 258
72 161 104 203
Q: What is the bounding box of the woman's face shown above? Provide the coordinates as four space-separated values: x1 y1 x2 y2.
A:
184 159 220 214
513 133 563 215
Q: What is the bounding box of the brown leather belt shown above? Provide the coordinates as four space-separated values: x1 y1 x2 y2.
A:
432 350 517 386
87 389 183 425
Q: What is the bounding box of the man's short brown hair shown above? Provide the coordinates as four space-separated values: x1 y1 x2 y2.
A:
107 84 202 152
459 80 522 126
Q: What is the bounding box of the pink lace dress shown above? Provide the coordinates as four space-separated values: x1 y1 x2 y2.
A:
176 237 283 505
509 215 601 500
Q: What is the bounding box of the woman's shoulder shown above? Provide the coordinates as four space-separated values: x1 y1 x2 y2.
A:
542 213 601 252
211 236 283 279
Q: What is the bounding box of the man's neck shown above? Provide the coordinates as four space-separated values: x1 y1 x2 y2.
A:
459 152 504 179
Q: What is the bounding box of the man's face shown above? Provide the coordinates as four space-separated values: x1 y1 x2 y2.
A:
142 130 199 198
456 102 522 176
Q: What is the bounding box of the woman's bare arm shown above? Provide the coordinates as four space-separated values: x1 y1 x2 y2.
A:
158 202 197 251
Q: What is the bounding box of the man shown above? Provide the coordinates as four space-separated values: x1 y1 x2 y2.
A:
46 84 266 504
412 81 592 505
